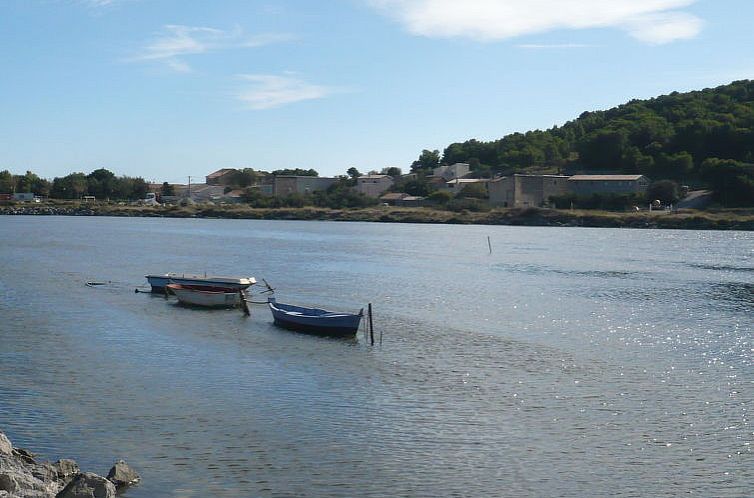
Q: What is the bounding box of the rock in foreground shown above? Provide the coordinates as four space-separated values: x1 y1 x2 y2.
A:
106 460 140 488
0 430 137 498
56 473 115 498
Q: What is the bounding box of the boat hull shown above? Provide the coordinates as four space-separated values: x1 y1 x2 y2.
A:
167 284 242 308
272 317 360 337
268 299 362 337
146 273 255 293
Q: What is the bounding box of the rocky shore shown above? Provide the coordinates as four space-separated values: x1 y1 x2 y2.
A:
2 202 754 230
0 431 139 498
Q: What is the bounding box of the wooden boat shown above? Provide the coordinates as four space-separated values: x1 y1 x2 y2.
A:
145 273 256 293
167 283 243 308
268 298 363 337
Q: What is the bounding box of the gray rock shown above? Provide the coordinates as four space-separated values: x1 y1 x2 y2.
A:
106 460 140 488
0 434 12 457
55 473 116 498
54 460 80 480
13 447 36 464
0 431 126 498
0 473 19 493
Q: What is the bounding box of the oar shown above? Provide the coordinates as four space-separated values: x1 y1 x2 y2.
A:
260 279 275 294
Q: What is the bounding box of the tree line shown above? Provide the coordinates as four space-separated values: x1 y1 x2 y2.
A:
410 80 754 206
0 168 147 200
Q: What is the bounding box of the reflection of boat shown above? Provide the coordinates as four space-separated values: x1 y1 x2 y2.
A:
268 298 363 337
167 283 243 308
145 273 256 293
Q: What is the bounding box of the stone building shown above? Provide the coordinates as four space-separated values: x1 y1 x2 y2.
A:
489 174 570 208
567 175 651 195
355 175 394 197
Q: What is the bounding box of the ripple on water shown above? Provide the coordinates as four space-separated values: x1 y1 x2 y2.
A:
0 218 752 497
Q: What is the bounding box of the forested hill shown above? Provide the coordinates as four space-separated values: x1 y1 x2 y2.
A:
430 80 754 205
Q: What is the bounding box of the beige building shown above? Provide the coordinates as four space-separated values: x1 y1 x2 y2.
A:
205 169 237 186
489 174 570 208
273 176 337 196
432 163 470 181
356 175 394 197
567 175 650 195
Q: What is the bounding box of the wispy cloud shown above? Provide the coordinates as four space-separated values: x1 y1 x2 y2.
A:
131 25 294 72
237 74 335 110
369 0 703 44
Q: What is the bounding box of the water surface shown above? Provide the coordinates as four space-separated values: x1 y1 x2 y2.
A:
0 217 752 496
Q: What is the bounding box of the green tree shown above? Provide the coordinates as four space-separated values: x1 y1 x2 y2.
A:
412 80 754 184
411 149 440 172
312 178 377 209
272 168 318 176
87 168 116 199
381 166 402 177
578 129 629 170
651 152 693 180
427 190 452 205
224 168 262 187
459 183 488 199
111 176 147 200
647 180 680 204
51 173 88 199
161 182 175 196
15 171 50 196
402 178 432 197
700 158 754 207
0 170 13 193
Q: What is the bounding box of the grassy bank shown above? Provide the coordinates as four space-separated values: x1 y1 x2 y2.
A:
2 201 754 230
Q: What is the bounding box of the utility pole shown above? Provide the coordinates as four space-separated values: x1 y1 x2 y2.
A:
188 176 192 199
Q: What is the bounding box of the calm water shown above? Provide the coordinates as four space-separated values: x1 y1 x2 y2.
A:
0 216 752 497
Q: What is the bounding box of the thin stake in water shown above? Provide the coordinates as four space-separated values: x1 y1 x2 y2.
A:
368 303 374 346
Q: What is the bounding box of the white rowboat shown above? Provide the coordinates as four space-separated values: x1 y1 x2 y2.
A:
167 283 243 308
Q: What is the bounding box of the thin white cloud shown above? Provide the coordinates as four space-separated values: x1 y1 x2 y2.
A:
369 0 703 44
131 25 294 72
237 74 334 110
623 11 702 44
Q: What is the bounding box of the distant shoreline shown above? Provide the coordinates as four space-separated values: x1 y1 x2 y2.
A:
2 202 754 231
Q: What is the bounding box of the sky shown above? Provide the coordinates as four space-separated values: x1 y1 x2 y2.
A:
1 0 753 182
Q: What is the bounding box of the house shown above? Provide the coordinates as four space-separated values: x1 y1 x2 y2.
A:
355 175 394 197
222 189 246 203
205 169 237 186
432 163 470 181
379 192 409 205
11 192 35 202
172 183 227 202
567 175 651 195
444 178 490 195
395 195 425 207
273 176 337 196
489 174 570 208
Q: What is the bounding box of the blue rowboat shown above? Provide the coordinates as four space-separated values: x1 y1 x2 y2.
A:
145 273 256 293
268 298 363 337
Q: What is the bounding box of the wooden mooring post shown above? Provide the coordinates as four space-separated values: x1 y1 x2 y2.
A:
240 290 250 316
368 303 374 346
